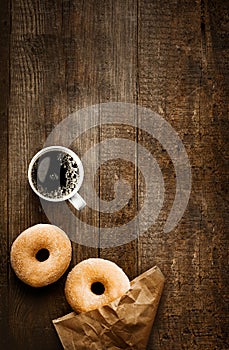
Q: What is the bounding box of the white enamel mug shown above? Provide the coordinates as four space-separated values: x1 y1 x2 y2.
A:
28 146 86 210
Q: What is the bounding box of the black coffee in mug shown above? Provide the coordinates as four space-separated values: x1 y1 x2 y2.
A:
31 150 80 199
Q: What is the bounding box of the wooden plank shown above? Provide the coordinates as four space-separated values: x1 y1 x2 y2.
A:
197 0 229 348
97 0 139 281
8 1 102 349
138 0 228 349
8 0 67 347
0 0 10 348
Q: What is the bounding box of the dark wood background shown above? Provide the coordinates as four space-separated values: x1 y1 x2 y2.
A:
0 0 228 349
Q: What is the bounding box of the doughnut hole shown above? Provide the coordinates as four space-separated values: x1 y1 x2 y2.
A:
91 282 105 295
35 248 50 262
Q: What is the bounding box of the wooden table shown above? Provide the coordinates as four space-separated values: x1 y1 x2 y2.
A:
0 1 228 349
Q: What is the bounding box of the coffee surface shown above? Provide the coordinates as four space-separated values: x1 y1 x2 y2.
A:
31 151 80 199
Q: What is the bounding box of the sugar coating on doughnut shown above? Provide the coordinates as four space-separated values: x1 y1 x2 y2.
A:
10 224 72 287
65 258 130 313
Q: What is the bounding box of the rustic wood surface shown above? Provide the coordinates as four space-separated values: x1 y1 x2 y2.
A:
0 0 228 349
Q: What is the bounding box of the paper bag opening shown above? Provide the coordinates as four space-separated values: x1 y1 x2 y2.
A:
53 266 165 350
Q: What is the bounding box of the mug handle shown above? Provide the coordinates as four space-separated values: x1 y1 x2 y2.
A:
69 193 86 210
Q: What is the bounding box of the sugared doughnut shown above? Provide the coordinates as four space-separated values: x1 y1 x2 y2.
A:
65 258 130 313
10 224 72 287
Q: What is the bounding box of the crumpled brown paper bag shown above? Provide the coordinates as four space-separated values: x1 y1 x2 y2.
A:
53 266 165 350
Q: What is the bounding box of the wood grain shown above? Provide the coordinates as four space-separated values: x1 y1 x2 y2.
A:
0 0 228 349
9 0 66 348
97 0 139 279
138 0 228 349
0 0 10 348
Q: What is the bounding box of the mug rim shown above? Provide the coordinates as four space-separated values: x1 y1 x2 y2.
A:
28 146 84 202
